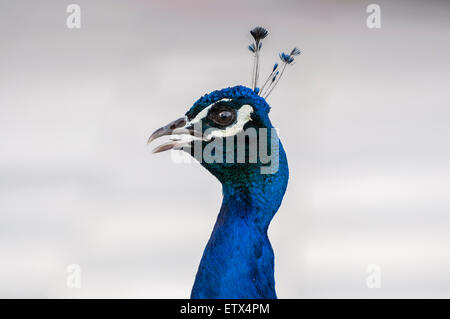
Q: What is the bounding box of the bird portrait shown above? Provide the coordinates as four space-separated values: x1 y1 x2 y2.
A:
148 27 300 299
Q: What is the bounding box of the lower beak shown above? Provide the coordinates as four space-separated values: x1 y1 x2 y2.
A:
147 116 201 154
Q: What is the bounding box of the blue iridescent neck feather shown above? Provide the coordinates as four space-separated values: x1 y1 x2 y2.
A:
189 86 289 299
147 26 299 299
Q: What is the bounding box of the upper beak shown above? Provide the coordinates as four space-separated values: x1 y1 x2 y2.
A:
147 116 201 154
147 117 187 144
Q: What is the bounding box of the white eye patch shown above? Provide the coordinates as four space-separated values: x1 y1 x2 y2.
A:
188 98 232 126
186 99 254 140
204 104 253 139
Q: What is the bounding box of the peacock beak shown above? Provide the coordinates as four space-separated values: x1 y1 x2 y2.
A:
147 117 187 143
147 116 203 154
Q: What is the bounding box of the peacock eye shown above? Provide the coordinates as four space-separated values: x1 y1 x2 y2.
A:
207 105 236 127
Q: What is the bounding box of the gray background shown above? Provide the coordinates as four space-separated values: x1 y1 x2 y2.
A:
0 0 449 298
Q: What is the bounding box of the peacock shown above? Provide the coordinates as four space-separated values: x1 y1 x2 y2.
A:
148 27 300 299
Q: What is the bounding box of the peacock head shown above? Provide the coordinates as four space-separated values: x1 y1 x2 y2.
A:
147 27 300 185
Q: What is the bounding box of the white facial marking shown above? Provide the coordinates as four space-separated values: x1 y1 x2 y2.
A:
205 104 253 140
188 98 232 126
186 99 254 141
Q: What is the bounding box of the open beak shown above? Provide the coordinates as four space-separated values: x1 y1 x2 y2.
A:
147 116 203 154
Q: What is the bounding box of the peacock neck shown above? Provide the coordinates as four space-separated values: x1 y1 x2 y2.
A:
191 145 288 299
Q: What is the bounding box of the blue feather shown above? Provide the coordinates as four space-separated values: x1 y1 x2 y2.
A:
290 47 301 56
271 71 279 83
152 25 298 299
186 86 289 299
279 52 294 64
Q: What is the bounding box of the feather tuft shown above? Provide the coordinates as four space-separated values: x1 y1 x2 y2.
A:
249 26 268 91
250 26 268 44
290 47 301 56
279 52 295 64
272 71 279 83
272 63 278 71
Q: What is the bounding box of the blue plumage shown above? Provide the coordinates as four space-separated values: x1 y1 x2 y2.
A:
148 27 299 299
191 137 288 299
184 86 289 298
279 52 294 64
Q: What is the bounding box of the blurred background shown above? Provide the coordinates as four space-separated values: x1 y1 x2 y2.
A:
0 0 449 298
